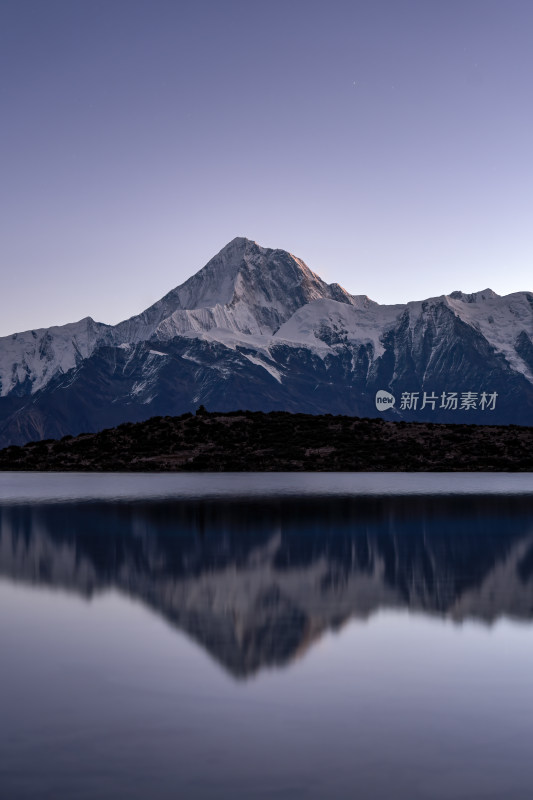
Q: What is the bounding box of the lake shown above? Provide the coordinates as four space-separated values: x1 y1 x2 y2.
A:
1 472 533 799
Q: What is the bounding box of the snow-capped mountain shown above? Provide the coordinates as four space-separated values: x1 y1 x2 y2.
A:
0 237 356 397
0 316 111 398
113 236 358 343
1 236 533 446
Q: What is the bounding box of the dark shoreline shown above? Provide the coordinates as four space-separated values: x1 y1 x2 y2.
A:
1 409 533 472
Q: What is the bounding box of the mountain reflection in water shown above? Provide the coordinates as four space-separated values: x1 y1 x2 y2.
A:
1 494 533 678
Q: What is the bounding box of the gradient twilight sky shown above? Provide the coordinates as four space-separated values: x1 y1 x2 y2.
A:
1 0 532 336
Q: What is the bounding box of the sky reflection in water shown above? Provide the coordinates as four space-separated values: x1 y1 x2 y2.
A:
1 474 533 799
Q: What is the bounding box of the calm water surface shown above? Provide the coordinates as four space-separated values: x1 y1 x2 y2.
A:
1 472 533 799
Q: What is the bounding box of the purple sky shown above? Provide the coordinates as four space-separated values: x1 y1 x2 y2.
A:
1 0 532 336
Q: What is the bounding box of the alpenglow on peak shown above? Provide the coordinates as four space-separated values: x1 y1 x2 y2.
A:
110 236 357 343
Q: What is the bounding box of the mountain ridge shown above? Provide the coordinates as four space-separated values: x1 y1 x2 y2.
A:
1 237 533 445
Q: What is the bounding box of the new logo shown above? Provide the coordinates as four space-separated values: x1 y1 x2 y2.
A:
375 390 396 411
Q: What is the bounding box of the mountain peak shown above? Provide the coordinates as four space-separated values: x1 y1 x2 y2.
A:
115 237 357 342
224 235 260 248
163 237 351 335
449 288 500 303
216 236 263 258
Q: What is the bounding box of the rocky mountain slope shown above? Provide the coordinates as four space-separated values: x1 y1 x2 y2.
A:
1 237 533 446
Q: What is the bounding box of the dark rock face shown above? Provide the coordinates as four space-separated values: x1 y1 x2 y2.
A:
1 238 533 445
